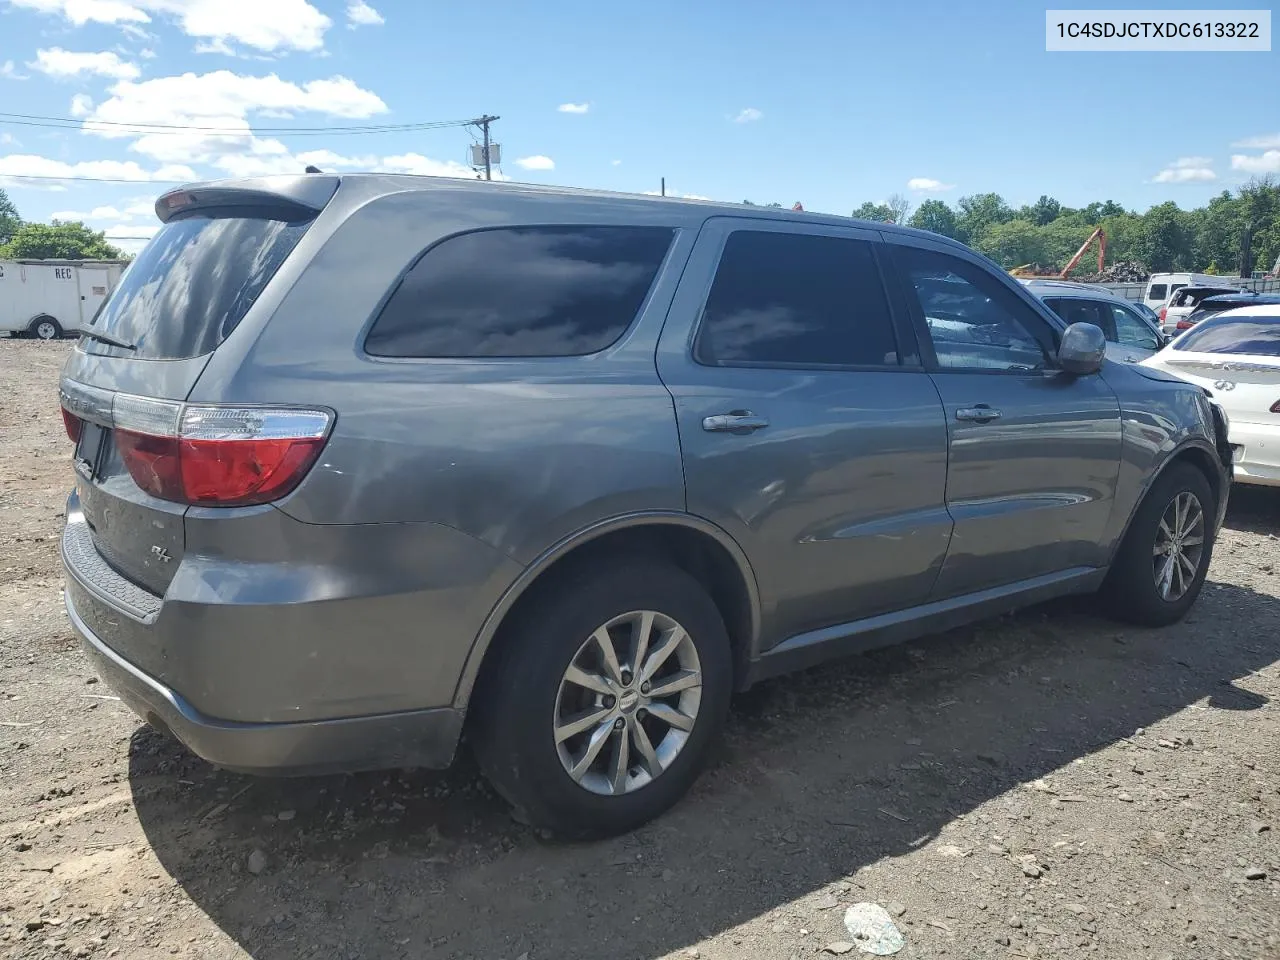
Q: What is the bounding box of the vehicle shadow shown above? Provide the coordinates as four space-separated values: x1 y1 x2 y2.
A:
1222 483 1280 537
129 573 1280 960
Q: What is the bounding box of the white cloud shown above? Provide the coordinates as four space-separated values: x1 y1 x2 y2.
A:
1231 150 1280 175
2 60 30 80
80 70 387 169
346 0 383 27
732 107 762 123
193 37 236 56
10 0 333 54
557 102 589 114
907 177 955 193
1231 133 1280 150
0 153 196 188
70 94 95 116
30 48 140 80
1153 157 1216 183
139 48 157 59
642 189 712 201
515 155 555 171
379 152 504 180
611 159 621 166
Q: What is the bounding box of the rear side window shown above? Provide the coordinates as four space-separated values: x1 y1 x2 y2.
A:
1174 316 1280 355
84 213 311 360
1148 283 1167 301
694 230 900 367
1042 297 1116 341
365 226 674 358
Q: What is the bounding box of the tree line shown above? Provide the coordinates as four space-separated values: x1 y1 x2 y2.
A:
0 188 127 261
751 176 1280 277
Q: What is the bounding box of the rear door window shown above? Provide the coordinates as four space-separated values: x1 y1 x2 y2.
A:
693 230 900 368
365 225 674 358
83 213 312 360
1148 283 1167 301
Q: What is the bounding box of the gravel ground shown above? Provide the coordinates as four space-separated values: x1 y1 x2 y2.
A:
2 338 1278 960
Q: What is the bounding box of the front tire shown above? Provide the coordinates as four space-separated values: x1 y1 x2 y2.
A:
30 317 63 340
471 560 733 839
1102 463 1216 626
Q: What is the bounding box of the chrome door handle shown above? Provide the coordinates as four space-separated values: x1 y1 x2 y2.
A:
702 411 770 433
1123 356 1139 363
955 405 1002 423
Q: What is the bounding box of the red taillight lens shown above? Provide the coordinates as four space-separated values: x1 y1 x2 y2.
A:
1159 306 1167 322
112 399 331 506
1176 319 1193 330
61 407 83 444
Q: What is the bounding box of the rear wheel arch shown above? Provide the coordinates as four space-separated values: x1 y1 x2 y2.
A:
456 513 760 714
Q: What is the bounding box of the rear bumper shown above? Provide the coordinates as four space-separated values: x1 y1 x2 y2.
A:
67 590 463 775
1229 421 1280 487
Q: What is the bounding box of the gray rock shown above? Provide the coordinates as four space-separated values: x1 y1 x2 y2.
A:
1023 864 1043 879
1008 916 1024 929
823 942 854 955
887 902 907 918
246 850 267 875
813 894 840 911
1244 868 1267 880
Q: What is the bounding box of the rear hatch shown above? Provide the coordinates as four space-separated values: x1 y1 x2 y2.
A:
60 176 338 599
1152 316 1280 426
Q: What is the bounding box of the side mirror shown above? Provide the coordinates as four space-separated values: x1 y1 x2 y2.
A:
1058 322 1106 375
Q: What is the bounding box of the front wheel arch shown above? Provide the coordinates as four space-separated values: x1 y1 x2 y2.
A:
1109 441 1225 567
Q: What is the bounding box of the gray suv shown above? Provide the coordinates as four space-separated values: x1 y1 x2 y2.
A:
59 175 1232 838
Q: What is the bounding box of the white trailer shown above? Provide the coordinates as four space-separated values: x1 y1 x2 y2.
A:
0 259 128 339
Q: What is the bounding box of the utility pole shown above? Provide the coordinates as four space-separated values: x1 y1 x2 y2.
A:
661 177 665 197
473 115 500 181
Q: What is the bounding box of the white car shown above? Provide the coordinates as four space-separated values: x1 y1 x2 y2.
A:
1142 305 1280 487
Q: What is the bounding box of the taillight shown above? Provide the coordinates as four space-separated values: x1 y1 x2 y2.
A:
1271 399 1280 414
61 407 83 443
111 395 331 506
1159 306 1167 322
1176 319 1193 330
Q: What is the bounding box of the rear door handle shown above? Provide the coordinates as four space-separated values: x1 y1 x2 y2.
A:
955 405 1002 423
702 411 770 433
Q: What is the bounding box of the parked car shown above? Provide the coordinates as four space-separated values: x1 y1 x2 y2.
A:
1143 305 1280 487
1159 284 1246 335
1021 278 1167 364
1143 272 1240 315
1132 300 1163 328
1183 292 1280 330
58 175 1232 838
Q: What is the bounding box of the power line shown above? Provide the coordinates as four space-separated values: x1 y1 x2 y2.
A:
0 111 477 137
0 173 188 184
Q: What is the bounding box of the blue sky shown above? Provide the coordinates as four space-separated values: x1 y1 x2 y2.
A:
1 0 1277 251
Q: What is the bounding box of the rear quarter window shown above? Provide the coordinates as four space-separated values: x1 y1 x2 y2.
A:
364 225 675 358
83 213 311 360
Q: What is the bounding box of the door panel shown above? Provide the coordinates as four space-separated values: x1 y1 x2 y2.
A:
887 240 1123 598
77 268 110 330
655 218 951 647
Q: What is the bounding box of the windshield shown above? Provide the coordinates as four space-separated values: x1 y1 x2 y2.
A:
83 213 311 360
1173 315 1280 355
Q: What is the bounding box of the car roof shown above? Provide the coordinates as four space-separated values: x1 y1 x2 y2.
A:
1208 304 1280 319
1020 279 1133 304
1201 292 1280 304
173 172 974 251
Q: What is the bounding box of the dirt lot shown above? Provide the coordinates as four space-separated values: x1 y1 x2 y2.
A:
2 337 1278 960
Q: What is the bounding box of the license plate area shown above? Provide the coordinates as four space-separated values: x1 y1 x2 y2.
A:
74 422 108 481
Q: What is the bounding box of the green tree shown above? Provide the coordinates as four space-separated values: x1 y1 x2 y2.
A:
1081 200 1126 223
907 199 959 238
0 188 20 246
1029 195 1061 226
1237 176 1279 277
1142 202 1193 272
955 193 1012 244
0 220 124 261
852 201 895 222
974 219 1046 267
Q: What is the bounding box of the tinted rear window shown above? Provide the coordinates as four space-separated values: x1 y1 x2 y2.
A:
83 213 311 360
365 226 674 358
1174 315 1280 355
1148 284 1167 301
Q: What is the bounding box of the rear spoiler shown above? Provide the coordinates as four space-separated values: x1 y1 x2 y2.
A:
155 175 340 223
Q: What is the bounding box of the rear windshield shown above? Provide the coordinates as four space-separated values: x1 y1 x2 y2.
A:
1173 316 1280 355
1147 283 1167 301
83 212 311 360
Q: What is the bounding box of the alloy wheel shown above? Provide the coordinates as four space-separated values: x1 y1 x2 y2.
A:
1152 490 1205 602
553 609 703 796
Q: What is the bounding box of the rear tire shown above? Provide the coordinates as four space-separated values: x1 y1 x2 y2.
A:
1102 463 1216 627
470 559 733 839
30 317 63 341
